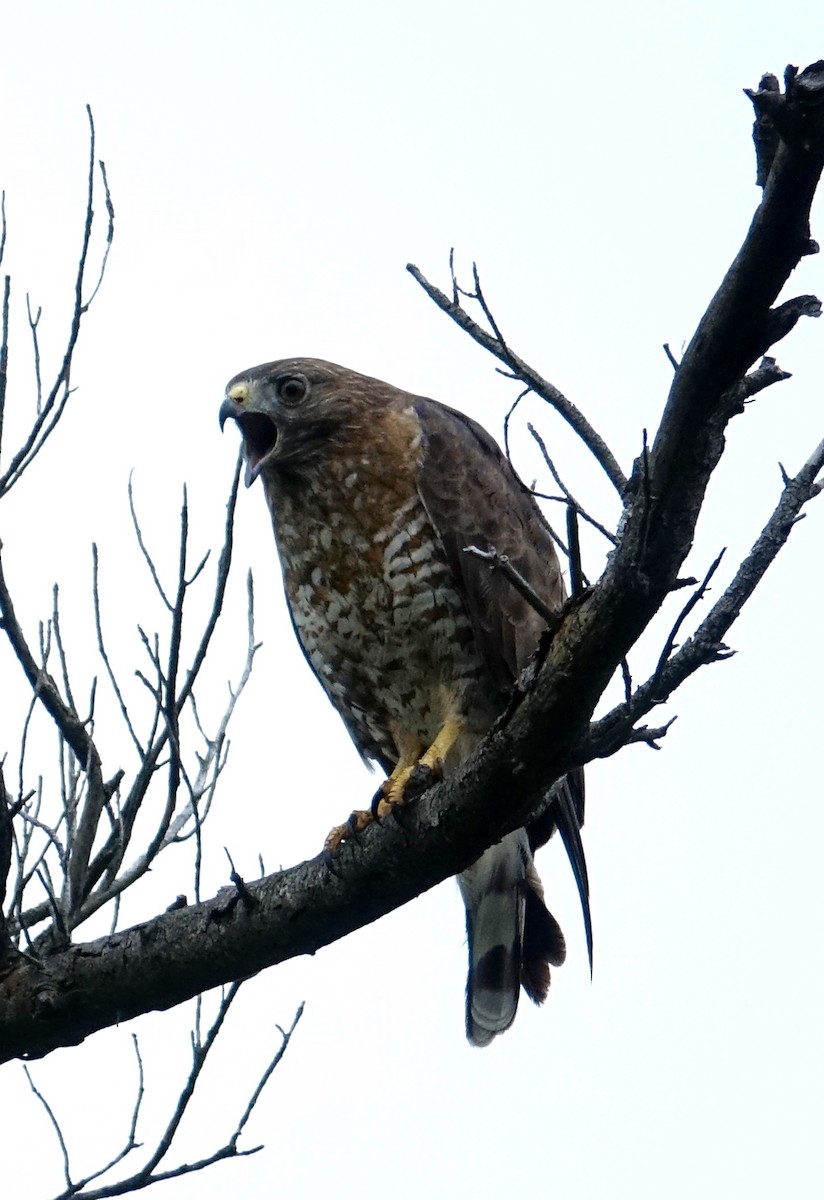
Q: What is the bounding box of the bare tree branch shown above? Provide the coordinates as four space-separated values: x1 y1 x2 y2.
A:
0 551 111 912
528 421 619 548
24 1063 73 1188
406 259 629 495
463 544 561 629
585 438 824 761
3 449 242 945
23 998 304 1200
0 107 113 498
0 272 10 457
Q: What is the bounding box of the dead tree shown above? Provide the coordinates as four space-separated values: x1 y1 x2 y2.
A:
0 63 822 1195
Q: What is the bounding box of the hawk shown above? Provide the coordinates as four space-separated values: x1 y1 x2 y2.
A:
220 358 590 1046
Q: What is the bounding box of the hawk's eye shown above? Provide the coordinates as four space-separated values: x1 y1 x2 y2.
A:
277 375 308 405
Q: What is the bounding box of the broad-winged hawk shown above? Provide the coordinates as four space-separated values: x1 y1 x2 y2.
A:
220 358 590 1045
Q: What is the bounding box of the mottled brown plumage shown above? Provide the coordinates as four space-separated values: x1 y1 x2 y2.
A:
220 358 590 1045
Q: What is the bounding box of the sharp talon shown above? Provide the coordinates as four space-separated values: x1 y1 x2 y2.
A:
318 848 343 876
322 825 347 854
380 771 411 811
323 729 456 855
322 808 374 854
349 809 374 835
370 785 386 819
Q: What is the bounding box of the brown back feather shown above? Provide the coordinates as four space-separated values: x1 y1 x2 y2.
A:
412 397 566 691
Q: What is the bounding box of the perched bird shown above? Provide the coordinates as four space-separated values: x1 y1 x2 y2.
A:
220 358 590 1045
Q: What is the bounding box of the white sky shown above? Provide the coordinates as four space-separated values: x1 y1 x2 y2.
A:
1 3 823 1198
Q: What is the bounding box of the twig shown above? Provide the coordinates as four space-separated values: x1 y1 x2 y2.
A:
34 1001 302 1200
174 455 241 713
224 1001 305 1152
124 985 246 1181
407 260 628 495
163 489 189 850
0 553 109 904
0 766 26 946
26 294 43 414
92 544 143 755
24 1064 73 1189
36 467 243 934
528 422 619 547
622 718 677 750
566 505 584 599
0 108 113 497
83 160 115 311
463 545 560 629
50 586 77 714
470 262 508 348
0 273 11 468
128 475 172 611
502 387 530 463
653 550 727 682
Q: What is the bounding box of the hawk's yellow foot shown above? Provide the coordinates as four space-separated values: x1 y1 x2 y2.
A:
377 716 464 815
322 808 375 853
323 718 464 849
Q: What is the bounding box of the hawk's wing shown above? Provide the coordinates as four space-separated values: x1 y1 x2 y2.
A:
413 397 592 974
412 397 565 691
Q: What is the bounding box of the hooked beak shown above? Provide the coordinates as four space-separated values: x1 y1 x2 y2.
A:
219 394 278 487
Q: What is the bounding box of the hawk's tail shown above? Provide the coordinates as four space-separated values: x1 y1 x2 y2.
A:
459 830 566 1047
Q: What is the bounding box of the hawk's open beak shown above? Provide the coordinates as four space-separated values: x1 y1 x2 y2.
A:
218 395 241 433
219 396 278 487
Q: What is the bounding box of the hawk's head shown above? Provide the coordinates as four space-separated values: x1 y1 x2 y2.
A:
220 358 367 487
